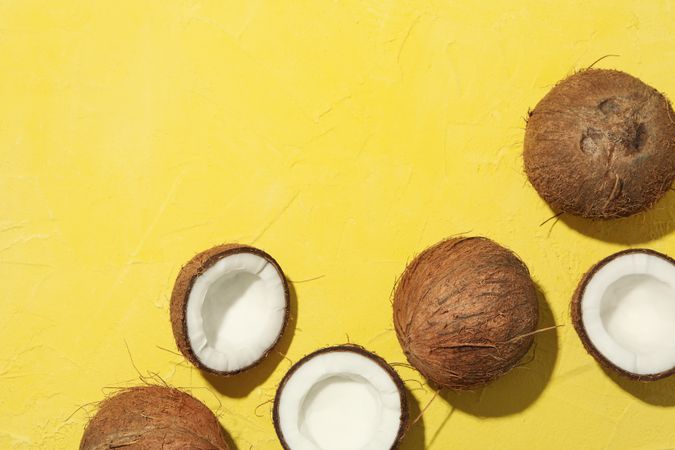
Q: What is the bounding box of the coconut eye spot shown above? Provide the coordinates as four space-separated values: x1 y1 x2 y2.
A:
580 127 604 156
632 123 647 151
598 97 620 115
299 375 380 450
600 274 675 356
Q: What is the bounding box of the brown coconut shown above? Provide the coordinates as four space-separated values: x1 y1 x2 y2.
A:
393 237 539 389
80 385 229 450
572 248 675 381
524 69 675 219
170 244 290 375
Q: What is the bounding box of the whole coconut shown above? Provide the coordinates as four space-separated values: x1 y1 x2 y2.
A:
80 385 229 450
524 69 675 219
393 237 539 389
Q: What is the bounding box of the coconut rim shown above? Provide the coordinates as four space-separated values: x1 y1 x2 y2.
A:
272 344 409 450
572 248 675 381
172 244 290 376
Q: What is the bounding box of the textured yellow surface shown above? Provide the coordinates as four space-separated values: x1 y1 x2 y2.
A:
1 1 674 449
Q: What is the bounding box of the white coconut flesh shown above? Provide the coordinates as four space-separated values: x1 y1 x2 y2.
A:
185 251 286 372
581 251 675 375
277 350 403 450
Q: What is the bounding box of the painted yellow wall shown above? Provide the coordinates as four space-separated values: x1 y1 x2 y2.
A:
1 1 674 448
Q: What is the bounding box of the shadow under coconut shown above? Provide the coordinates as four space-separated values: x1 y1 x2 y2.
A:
557 190 675 245
219 424 239 450
601 367 675 407
400 385 425 450
440 284 558 417
202 281 298 398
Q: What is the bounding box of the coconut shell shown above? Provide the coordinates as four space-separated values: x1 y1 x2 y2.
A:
272 345 409 450
170 244 290 375
393 237 539 389
571 248 675 381
524 69 675 219
80 385 229 450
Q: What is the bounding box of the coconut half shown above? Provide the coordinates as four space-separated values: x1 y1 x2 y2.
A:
170 244 289 375
524 69 675 219
394 237 539 389
80 385 229 450
572 249 675 380
273 345 408 450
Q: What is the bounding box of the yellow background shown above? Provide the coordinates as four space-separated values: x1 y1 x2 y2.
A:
1 1 674 449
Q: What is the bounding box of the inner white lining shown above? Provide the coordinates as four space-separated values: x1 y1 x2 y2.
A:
186 251 286 372
581 251 675 375
278 350 402 450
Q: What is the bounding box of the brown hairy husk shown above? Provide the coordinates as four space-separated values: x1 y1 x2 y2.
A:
80 385 229 450
524 69 675 219
393 237 539 390
170 244 290 375
571 248 675 381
